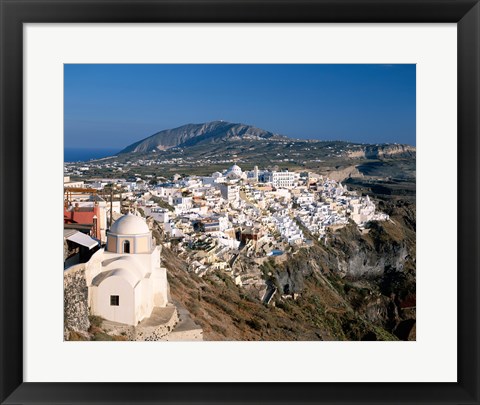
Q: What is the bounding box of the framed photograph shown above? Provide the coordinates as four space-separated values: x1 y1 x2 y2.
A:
1 0 479 404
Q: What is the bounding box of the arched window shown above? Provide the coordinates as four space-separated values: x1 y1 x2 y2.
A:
123 240 130 253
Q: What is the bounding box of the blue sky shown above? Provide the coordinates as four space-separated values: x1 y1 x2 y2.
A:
64 64 416 149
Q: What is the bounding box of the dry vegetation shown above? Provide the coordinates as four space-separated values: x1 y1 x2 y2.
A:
163 199 415 341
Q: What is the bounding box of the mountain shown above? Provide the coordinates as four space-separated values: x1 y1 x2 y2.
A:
119 121 286 154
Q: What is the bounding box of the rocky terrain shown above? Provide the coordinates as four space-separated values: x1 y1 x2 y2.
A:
65 121 416 341
112 121 415 175
346 144 416 159
159 196 415 341
119 121 286 154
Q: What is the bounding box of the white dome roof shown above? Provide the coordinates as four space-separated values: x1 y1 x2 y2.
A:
109 213 149 235
228 164 242 174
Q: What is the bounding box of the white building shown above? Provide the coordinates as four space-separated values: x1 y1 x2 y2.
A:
87 180 109 190
272 212 304 245
270 171 300 188
217 183 240 203
211 171 225 183
154 186 178 198
64 176 85 189
146 207 170 223
85 213 170 326
172 196 193 214
246 165 259 182
349 195 378 225
296 192 315 206
225 164 244 179
201 176 216 186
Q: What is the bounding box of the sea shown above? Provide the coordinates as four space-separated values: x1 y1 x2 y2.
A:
64 148 119 163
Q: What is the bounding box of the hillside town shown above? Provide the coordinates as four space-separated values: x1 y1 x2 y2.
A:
60 65 416 342
64 162 389 303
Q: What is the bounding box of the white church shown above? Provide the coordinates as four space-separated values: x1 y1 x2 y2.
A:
85 213 170 326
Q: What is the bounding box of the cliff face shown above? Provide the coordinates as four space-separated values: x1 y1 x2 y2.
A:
323 165 363 182
346 144 416 159
269 201 414 337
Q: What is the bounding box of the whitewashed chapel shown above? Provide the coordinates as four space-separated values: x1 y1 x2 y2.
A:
85 213 170 326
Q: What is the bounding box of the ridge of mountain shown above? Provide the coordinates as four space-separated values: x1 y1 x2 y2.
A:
119 121 287 154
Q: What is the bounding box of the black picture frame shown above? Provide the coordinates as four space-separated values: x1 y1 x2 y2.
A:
1 1 479 404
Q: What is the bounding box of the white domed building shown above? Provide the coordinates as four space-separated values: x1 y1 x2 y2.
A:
85 213 170 326
225 164 246 180
106 213 152 254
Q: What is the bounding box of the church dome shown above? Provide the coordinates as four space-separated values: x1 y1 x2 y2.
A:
110 213 150 235
227 164 242 175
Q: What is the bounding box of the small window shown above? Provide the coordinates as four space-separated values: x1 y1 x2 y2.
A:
123 240 130 253
110 295 119 306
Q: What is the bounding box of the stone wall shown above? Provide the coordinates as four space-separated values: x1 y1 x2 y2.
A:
140 309 179 341
167 328 203 341
64 264 90 338
101 307 179 341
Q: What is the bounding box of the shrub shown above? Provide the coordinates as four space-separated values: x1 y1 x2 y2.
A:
112 335 128 341
202 295 237 318
211 323 227 336
89 315 103 328
68 331 88 341
92 332 114 341
246 318 263 331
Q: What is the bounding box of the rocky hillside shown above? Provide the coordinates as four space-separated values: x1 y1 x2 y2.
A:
63 196 415 342
161 199 416 341
118 120 414 159
119 121 286 153
346 144 415 159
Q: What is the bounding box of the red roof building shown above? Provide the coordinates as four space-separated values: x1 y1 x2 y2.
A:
64 202 101 240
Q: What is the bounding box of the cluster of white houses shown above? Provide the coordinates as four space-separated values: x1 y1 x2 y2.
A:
64 164 389 333
65 163 388 270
